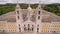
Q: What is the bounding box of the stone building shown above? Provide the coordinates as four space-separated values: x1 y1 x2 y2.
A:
0 3 60 33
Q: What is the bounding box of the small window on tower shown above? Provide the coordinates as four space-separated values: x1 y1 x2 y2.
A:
19 24 20 26
18 16 19 19
17 11 19 14
38 11 40 14
38 16 40 19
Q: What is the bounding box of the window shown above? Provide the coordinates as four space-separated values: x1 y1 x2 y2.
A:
28 24 30 28
18 16 19 19
32 28 33 31
24 25 26 27
19 28 21 32
38 16 40 19
32 25 33 27
37 28 39 32
24 28 26 31
28 24 30 31
37 25 39 27
28 28 30 30
32 25 34 31
17 11 19 14
38 11 40 14
24 25 26 31
19 24 20 26
19 28 21 30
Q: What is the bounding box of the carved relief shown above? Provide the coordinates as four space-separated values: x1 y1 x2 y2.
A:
22 13 28 22
30 15 36 22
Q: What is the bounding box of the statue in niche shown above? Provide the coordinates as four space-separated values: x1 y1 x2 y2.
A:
22 13 28 22
30 15 36 22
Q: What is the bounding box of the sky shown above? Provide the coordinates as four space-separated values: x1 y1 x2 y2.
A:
0 0 60 4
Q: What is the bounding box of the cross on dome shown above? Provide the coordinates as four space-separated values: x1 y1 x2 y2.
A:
27 0 32 11
16 0 21 9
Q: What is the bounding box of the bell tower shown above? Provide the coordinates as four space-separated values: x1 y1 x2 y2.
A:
36 1 42 24
15 0 23 32
35 1 43 32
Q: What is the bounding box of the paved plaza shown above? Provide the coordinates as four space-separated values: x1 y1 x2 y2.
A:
0 32 60 34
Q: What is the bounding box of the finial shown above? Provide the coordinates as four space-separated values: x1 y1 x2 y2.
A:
17 0 20 4
27 0 30 7
16 0 21 8
17 0 18 4
38 1 42 8
39 1 41 5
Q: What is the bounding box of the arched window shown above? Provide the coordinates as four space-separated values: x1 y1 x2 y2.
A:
19 24 20 26
37 25 39 27
19 28 21 32
24 25 26 31
39 7 40 9
37 28 39 32
19 24 20 27
24 25 25 27
28 24 30 31
17 11 19 14
38 11 40 14
38 16 40 19
18 16 19 19
28 24 30 28
19 28 21 30
32 25 34 27
32 28 33 31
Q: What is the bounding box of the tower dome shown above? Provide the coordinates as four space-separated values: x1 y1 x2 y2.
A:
27 4 32 11
16 4 21 9
36 1 42 9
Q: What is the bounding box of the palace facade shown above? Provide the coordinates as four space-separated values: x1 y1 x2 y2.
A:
0 3 60 33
